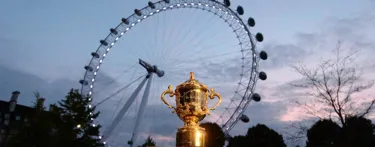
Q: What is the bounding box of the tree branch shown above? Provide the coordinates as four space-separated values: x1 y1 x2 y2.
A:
289 41 374 126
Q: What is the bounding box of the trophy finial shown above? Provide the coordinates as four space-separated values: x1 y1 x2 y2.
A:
190 72 195 80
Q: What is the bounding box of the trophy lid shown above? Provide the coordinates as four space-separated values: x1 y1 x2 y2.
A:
175 72 208 92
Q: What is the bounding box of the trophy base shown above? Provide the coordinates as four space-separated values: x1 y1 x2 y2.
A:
176 126 206 147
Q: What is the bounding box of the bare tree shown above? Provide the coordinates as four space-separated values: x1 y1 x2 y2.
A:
290 41 375 127
284 41 375 146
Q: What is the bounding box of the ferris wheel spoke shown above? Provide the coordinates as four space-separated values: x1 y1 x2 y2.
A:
156 10 169 65
94 63 138 94
149 9 163 63
110 68 144 120
144 39 155 63
167 44 242 69
168 51 237 69
129 73 153 147
178 18 218 52
163 9 204 61
158 8 190 65
188 24 232 49
178 44 242 63
167 32 241 65
164 69 205 82
168 13 219 59
102 75 149 141
140 24 157 63
166 49 232 70
176 25 229 57
165 9 214 62
94 74 146 107
171 11 235 58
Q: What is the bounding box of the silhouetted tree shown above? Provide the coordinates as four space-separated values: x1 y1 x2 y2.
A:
291 41 374 125
200 122 225 147
54 89 103 147
306 119 341 147
247 124 287 147
140 136 156 147
339 116 375 147
227 135 249 147
287 41 375 144
306 116 375 147
228 124 286 147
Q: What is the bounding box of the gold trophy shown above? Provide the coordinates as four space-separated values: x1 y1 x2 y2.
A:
161 72 222 147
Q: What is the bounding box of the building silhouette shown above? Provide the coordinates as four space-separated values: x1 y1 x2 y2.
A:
0 91 47 147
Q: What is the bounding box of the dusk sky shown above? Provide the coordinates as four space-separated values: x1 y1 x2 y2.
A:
1 0 375 146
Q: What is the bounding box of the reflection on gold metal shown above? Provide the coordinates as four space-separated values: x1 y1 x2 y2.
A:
161 72 222 147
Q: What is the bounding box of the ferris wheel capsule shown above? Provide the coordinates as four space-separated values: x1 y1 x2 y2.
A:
248 17 256 27
240 114 250 123
84 65 93 72
91 52 99 58
148 1 156 9
255 32 264 42
259 51 268 60
236 6 244 15
259 71 267 80
121 18 130 25
100 40 108 46
110 28 118 35
252 93 261 102
79 80 88 85
224 0 231 7
134 9 142 16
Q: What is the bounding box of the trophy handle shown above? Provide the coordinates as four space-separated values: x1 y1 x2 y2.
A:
208 88 222 110
161 85 176 112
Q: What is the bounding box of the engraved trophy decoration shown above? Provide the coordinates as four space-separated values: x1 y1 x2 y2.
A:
161 72 222 147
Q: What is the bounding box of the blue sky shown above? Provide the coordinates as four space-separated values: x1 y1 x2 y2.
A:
1 0 375 146
0 0 372 79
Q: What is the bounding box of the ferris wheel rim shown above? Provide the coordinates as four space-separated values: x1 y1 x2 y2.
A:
79 0 263 144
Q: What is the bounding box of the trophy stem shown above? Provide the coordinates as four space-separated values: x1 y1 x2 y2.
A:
176 116 206 147
183 116 200 127
176 126 206 147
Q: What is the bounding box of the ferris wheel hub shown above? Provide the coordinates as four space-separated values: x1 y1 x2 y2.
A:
138 58 165 77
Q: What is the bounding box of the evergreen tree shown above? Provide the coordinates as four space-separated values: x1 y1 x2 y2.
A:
140 136 156 147
54 89 103 147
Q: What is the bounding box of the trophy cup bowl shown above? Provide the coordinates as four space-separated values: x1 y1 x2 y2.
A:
161 72 222 147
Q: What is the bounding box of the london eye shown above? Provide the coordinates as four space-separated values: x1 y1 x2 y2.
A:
79 0 268 146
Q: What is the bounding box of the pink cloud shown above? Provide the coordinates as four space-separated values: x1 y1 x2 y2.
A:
280 106 309 122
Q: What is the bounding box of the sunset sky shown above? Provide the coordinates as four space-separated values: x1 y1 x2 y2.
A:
1 0 375 146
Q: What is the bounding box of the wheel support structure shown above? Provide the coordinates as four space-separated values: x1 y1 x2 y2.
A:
101 59 164 147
